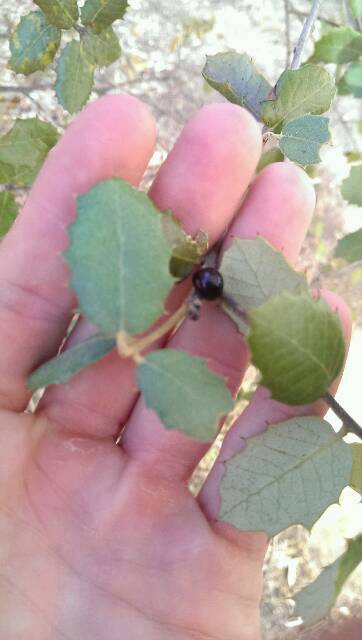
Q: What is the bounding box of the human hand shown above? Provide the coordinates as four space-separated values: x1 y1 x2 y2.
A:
0 96 352 640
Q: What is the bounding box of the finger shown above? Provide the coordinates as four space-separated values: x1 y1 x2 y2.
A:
199 291 352 527
38 104 262 436
122 163 316 479
0 95 156 411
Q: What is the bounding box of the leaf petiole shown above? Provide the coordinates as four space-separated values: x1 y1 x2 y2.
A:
116 303 188 360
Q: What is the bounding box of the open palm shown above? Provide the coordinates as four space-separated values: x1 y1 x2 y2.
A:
0 96 352 640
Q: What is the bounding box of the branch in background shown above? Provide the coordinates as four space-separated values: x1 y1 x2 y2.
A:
289 5 339 28
290 0 323 69
323 392 362 439
283 0 291 67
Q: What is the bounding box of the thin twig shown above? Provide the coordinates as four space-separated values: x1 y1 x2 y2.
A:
323 392 362 439
290 0 323 69
0 84 52 94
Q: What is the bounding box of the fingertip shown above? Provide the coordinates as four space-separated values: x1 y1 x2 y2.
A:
190 102 263 158
230 160 316 263
150 103 262 240
50 94 157 188
258 160 316 218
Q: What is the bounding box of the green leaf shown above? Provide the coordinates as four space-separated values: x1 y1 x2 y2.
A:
310 27 362 63
220 416 352 536
28 336 116 391
256 147 284 173
349 0 362 19
341 165 362 206
81 0 128 33
295 557 340 625
335 228 362 263
337 74 352 96
247 291 345 405
202 52 272 119
295 534 362 625
33 0 79 28
344 62 362 98
83 25 121 66
0 192 18 237
161 211 205 279
220 237 307 313
136 349 233 440
261 65 335 132
350 443 362 494
55 41 95 113
279 115 330 166
8 10 61 75
65 178 174 336
0 117 59 186
336 534 362 594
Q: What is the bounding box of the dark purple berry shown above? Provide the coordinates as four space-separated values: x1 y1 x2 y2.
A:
192 267 224 301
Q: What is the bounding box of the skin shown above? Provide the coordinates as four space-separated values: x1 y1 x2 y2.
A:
0 95 359 640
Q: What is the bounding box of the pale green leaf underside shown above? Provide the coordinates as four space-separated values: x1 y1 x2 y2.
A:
55 41 95 113
220 237 307 313
0 192 18 237
341 165 362 206
34 0 79 28
161 211 204 279
335 228 362 263
202 52 272 119
295 533 362 625
311 27 362 64
279 115 330 166
247 291 345 405
83 26 121 66
350 444 362 494
261 65 335 132
220 416 352 536
65 178 174 336
345 63 362 98
8 10 61 75
81 0 128 33
294 558 340 626
0 117 59 186
28 336 116 391
137 349 234 440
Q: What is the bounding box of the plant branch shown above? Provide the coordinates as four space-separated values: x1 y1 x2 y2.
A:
283 0 291 67
116 303 187 360
289 5 339 28
323 392 362 439
290 0 323 69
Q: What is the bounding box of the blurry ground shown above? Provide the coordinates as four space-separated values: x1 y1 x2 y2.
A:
1 1 362 638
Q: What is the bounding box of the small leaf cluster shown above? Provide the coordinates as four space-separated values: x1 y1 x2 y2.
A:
202 53 334 166
308 24 362 265
310 25 362 98
7 0 127 113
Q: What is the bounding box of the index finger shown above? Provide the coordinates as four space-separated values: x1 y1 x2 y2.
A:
0 95 156 411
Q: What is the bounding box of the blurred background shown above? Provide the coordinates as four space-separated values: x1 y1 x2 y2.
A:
0 1 361 638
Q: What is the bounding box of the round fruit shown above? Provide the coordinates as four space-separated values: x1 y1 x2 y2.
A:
192 267 224 301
